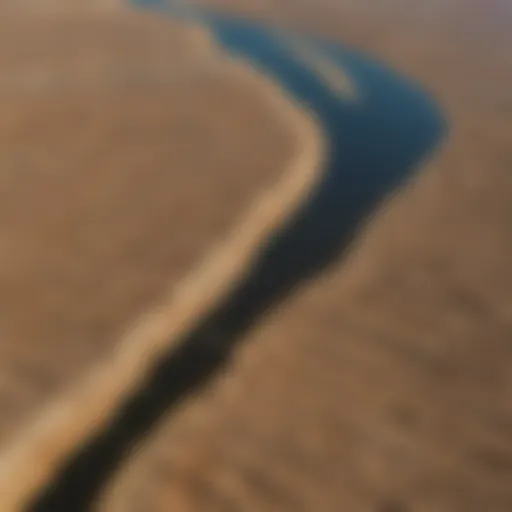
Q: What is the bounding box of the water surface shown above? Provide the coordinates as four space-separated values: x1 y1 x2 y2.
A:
133 0 446 315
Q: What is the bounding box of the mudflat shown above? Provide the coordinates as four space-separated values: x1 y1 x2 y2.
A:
94 2 512 512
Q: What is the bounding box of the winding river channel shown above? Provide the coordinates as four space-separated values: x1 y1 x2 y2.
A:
30 3 446 510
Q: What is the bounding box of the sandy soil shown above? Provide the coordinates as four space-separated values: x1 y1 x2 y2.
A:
94 2 512 512
0 7 324 509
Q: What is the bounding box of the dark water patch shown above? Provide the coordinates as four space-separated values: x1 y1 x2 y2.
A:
29 6 446 511
132 1 446 309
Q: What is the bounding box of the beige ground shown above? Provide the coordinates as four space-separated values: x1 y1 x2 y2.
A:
0 6 325 509
95 2 512 512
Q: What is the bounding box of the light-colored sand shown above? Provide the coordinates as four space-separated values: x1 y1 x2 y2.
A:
95 2 512 512
0 8 325 510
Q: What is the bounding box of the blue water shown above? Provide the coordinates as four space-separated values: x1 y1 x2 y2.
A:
28 8 447 509
132 0 446 315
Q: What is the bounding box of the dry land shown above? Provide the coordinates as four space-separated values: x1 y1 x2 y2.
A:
0 4 323 509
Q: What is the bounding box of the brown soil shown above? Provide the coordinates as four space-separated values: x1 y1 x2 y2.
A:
95 2 512 512
0 6 324 508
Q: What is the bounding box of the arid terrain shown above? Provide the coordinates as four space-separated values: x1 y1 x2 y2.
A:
0 4 324 509
1 0 512 511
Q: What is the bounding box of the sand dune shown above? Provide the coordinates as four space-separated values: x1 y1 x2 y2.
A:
0 7 324 510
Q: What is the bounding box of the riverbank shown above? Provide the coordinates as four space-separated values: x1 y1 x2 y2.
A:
0 6 325 510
